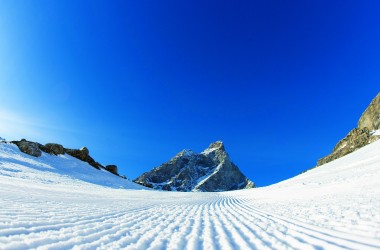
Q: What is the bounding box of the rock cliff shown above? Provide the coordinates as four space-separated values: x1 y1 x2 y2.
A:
358 92 380 131
317 92 380 166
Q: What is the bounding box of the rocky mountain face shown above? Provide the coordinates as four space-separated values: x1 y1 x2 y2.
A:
8 139 121 176
317 92 380 166
134 141 255 192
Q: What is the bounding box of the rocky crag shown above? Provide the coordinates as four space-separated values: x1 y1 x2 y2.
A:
317 92 380 166
6 139 121 177
134 141 255 192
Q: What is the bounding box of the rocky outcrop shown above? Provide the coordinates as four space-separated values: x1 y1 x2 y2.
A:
317 92 380 166
65 147 102 170
358 93 380 131
10 139 103 170
317 128 376 166
8 138 128 179
12 139 42 157
65 147 90 161
105 165 118 175
43 143 65 155
134 141 255 192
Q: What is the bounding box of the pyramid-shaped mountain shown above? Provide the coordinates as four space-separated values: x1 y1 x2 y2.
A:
134 141 255 192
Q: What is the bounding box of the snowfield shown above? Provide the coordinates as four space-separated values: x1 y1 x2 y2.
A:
1 142 380 249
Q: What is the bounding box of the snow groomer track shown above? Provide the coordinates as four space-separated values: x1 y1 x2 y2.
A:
1 141 380 249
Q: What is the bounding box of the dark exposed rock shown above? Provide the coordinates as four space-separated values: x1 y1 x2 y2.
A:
134 141 255 192
317 92 380 166
79 147 89 156
138 182 153 188
43 143 65 155
105 165 118 175
317 128 374 166
64 147 101 170
9 139 132 179
11 139 42 157
65 147 89 161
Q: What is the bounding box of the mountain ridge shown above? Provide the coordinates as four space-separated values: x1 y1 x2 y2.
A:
317 92 380 166
3 139 125 178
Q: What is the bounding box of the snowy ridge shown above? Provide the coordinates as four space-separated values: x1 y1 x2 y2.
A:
192 161 228 192
0 143 147 190
177 149 196 157
200 146 218 155
1 141 380 249
192 164 220 191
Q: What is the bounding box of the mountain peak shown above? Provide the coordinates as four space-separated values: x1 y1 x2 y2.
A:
208 141 224 150
134 141 254 192
202 141 225 155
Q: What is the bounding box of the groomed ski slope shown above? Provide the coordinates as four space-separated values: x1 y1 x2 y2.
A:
0 141 380 249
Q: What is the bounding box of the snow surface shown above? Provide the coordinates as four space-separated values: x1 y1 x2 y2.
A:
372 129 380 136
1 141 380 249
201 144 220 155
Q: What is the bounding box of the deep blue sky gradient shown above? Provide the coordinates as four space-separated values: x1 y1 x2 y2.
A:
0 1 379 186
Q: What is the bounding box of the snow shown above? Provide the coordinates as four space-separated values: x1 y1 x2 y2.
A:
1 140 380 249
372 129 380 136
201 147 217 155
193 164 220 191
178 149 196 157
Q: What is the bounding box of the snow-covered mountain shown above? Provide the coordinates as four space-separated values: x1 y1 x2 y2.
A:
134 141 254 192
1 138 380 249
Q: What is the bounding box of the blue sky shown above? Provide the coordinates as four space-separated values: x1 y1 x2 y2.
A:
0 1 379 186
